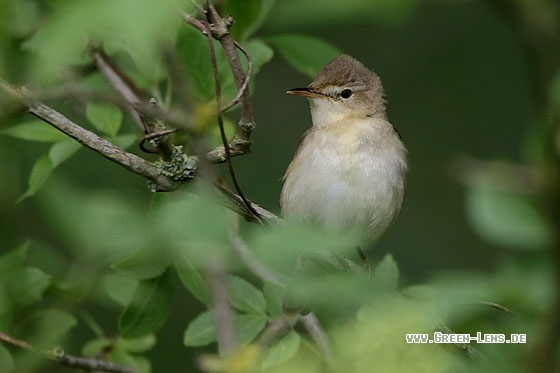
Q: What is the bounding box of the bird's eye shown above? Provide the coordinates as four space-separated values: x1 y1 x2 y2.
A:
340 89 353 99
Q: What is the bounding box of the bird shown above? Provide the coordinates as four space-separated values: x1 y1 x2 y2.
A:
280 54 407 254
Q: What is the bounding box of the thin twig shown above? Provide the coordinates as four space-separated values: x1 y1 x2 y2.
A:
220 40 253 113
258 317 292 347
52 348 136 373
139 98 174 160
206 261 238 354
469 301 515 316
180 7 256 164
300 312 333 363
91 10 254 163
0 332 32 350
0 332 136 373
0 79 177 191
435 322 485 362
179 8 206 34
90 45 146 131
202 2 262 223
1 78 282 222
139 128 179 154
214 182 282 224
228 228 285 287
91 46 175 160
206 4 255 132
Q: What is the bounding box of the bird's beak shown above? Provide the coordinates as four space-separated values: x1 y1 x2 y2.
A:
286 87 327 99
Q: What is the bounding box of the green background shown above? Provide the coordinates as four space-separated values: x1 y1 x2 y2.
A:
0 0 556 371
242 1 532 279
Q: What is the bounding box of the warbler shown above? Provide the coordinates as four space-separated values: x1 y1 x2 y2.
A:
281 55 407 248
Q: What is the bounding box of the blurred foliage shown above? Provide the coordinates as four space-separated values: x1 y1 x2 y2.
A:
266 34 341 78
0 0 559 372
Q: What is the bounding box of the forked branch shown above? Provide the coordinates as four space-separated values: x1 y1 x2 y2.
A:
0 79 279 223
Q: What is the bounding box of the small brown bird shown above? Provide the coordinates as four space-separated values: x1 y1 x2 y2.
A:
281 55 407 246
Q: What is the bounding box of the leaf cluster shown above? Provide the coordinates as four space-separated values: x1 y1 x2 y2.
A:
0 0 559 372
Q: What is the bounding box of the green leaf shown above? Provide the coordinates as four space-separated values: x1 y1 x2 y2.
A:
196 38 273 112
82 328 156 357
209 117 237 148
222 0 261 40
86 102 123 137
184 311 217 347
374 254 399 289
18 141 81 202
112 246 171 280
263 281 285 317
103 273 138 307
0 242 29 276
112 133 138 150
466 186 554 250
49 140 81 167
177 26 214 100
0 120 68 142
17 154 53 202
119 269 173 338
285 271 384 318
228 275 266 314
6 267 52 308
25 309 77 348
223 0 276 40
0 344 14 372
174 252 209 305
236 313 267 343
248 0 276 38
261 331 301 368
249 223 359 274
245 39 274 78
82 338 114 357
23 0 183 84
118 335 156 353
108 345 151 373
0 0 41 38
333 299 449 372
156 191 229 265
267 34 341 77
41 180 152 260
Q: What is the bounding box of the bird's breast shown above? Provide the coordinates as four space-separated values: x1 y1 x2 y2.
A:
281 118 406 242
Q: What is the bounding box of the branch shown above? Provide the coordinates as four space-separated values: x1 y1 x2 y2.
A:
469 301 515 316
206 261 238 354
201 2 262 222
300 312 333 363
0 332 135 373
214 183 283 225
228 228 285 287
180 8 255 163
90 45 146 131
219 40 252 114
257 317 292 347
0 78 282 225
0 78 177 191
92 45 243 164
435 322 485 361
91 46 174 161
